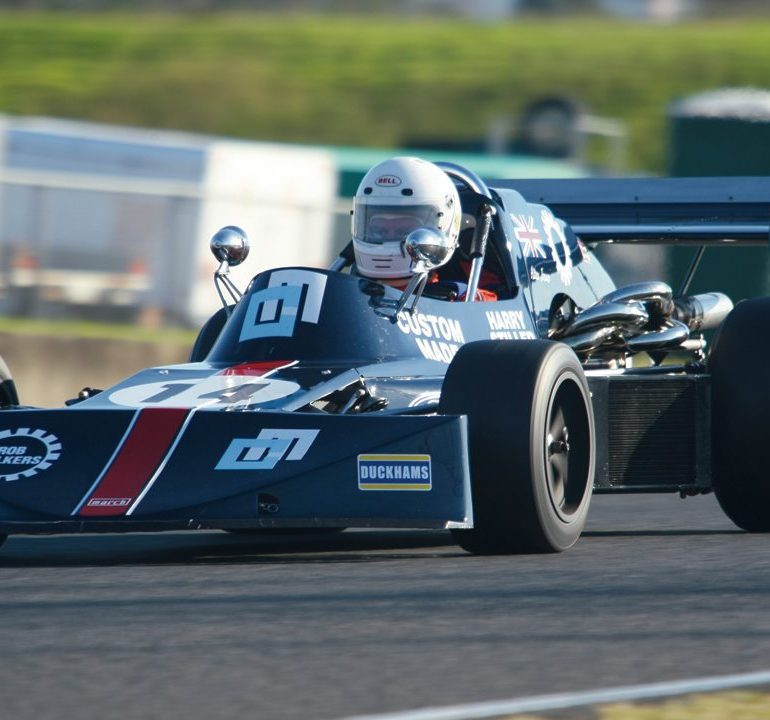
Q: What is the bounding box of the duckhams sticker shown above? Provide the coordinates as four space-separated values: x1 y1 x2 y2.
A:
358 454 432 491
0 428 61 481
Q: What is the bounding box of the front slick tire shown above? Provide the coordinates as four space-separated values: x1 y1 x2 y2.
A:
440 340 594 554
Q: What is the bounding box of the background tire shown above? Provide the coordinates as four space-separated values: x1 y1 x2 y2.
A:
709 297 770 531
440 340 594 554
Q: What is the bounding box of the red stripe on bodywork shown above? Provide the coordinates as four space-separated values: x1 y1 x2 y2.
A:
219 360 294 376
79 407 189 517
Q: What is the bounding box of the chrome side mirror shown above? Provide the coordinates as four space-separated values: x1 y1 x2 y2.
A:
404 227 455 274
393 227 455 317
210 225 250 267
210 226 250 315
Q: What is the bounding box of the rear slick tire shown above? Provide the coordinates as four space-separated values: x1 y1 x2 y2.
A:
440 340 594 554
709 297 770 532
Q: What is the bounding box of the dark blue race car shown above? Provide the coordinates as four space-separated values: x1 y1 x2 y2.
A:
0 163 767 554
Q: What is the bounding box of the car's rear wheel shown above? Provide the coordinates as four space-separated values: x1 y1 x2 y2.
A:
440 340 594 554
710 297 770 531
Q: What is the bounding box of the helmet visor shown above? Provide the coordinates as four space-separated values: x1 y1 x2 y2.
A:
353 204 440 245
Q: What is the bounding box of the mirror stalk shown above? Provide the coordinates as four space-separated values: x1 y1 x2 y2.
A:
395 272 430 317
209 226 250 315
392 226 457 319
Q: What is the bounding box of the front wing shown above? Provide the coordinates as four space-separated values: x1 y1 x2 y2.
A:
0 407 472 534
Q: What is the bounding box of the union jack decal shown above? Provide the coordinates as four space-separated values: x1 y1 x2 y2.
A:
511 214 547 259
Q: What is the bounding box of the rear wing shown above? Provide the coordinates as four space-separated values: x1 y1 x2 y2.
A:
491 176 770 245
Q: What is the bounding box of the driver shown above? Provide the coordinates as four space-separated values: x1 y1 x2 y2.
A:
351 156 462 289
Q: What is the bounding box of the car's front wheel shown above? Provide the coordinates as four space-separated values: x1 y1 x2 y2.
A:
440 340 594 554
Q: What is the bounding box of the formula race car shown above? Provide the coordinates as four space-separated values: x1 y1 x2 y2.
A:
0 163 768 554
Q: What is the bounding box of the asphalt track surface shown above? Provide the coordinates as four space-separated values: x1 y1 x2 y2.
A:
2 493 769 720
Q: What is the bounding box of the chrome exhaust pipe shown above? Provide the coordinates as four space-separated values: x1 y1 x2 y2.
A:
562 326 617 353
562 301 648 337
674 292 734 332
624 320 690 352
602 281 674 322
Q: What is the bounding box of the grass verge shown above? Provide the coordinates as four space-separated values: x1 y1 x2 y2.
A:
0 316 197 344
506 690 770 719
1 13 769 172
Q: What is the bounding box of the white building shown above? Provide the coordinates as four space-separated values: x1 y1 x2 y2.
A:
0 116 338 325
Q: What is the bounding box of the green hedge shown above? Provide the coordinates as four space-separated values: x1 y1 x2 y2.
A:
1 13 769 172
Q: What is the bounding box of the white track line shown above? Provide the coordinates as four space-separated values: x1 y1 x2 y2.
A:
341 670 770 720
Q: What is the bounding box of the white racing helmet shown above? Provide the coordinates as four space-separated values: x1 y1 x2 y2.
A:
351 157 462 280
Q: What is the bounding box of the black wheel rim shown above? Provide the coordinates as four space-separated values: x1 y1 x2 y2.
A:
544 373 591 521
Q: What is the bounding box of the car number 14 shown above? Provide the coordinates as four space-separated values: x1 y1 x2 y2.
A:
107 375 301 409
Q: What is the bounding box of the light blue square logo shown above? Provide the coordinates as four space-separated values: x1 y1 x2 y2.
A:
239 285 303 341
216 437 293 471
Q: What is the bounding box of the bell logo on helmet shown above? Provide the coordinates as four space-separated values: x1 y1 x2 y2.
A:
375 175 402 187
